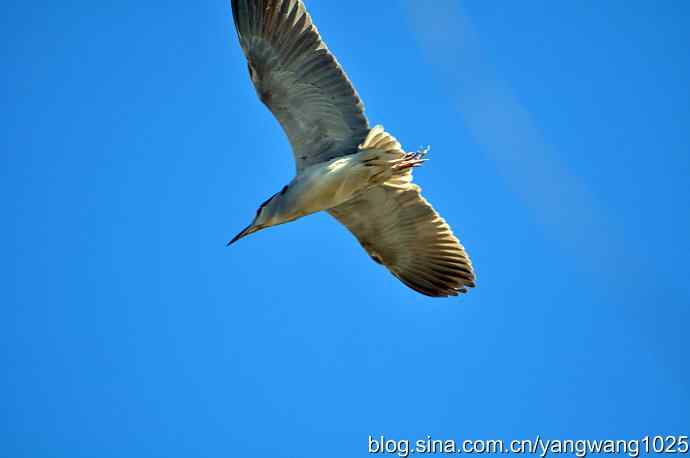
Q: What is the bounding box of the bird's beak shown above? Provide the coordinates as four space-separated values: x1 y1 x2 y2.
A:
227 224 261 246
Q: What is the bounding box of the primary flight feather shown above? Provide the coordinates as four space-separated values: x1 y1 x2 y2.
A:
228 0 476 297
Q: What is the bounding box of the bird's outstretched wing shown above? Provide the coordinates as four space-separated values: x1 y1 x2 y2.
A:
329 183 476 297
231 0 369 171
328 129 475 297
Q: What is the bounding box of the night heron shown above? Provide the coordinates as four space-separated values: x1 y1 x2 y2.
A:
228 0 476 297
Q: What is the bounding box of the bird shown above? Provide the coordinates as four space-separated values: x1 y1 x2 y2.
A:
227 0 476 297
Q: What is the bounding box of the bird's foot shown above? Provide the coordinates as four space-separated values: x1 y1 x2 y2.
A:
416 145 431 157
394 146 430 170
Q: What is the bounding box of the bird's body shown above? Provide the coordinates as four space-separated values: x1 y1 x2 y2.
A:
255 130 428 228
279 151 386 221
228 0 476 297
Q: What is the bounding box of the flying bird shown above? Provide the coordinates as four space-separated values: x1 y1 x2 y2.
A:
228 0 476 297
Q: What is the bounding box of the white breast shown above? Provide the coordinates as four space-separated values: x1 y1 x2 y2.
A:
287 154 373 216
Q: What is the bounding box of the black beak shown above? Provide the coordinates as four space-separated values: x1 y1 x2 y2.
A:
227 224 260 246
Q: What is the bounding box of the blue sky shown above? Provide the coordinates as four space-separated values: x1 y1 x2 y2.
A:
3 1 689 456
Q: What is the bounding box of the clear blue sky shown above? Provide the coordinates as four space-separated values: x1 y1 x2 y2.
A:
3 1 689 456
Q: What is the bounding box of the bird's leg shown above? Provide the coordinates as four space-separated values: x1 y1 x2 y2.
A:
394 145 430 170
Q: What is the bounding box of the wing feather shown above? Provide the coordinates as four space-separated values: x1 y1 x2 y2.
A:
329 184 476 298
231 0 369 171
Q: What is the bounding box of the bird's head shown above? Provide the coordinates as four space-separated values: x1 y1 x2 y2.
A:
227 189 285 246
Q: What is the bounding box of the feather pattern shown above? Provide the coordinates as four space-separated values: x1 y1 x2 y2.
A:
231 0 369 171
329 128 476 298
